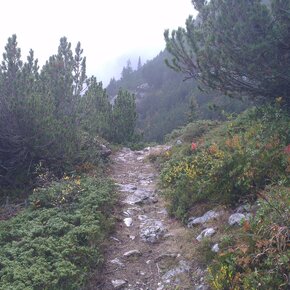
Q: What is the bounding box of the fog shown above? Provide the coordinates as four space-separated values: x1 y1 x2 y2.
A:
0 0 197 85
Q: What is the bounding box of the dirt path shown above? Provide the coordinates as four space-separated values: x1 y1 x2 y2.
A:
98 147 204 290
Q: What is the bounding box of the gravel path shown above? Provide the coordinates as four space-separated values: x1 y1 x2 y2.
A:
98 147 198 290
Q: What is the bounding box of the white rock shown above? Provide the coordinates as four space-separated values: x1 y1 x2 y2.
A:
111 279 127 289
188 210 220 227
129 235 136 240
124 217 133 227
123 250 142 257
110 258 124 267
211 243 220 253
228 213 251 226
196 228 216 241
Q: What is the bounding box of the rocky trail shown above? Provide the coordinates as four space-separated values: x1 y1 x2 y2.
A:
98 147 209 290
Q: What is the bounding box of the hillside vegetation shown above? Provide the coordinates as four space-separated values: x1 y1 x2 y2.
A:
158 0 290 288
154 104 289 289
0 0 290 289
107 51 251 142
0 35 136 288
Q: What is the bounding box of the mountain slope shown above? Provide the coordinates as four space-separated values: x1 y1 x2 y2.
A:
107 50 251 142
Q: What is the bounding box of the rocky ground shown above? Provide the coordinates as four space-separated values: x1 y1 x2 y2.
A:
97 146 209 290
92 146 254 290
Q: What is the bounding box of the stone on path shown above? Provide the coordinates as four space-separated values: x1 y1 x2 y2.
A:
110 258 124 267
140 219 167 243
111 279 127 289
123 250 142 257
123 217 133 227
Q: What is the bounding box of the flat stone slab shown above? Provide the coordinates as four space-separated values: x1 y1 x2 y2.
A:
123 189 154 205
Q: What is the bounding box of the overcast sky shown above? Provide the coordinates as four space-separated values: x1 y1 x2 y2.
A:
0 0 197 85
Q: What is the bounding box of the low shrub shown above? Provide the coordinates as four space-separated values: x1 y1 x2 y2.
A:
160 106 290 219
0 175 116 290
207 186 290 289
165 120 219 143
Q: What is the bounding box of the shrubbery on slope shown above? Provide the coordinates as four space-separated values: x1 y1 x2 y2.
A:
160 105 290 220
0 175 116 289
156 105 289 289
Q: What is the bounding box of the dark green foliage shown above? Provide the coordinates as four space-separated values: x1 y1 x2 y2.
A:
107 50 251 142
112 90 137 143
78 79 137 144
79 77 112 140
0 176 116 290
165 0 290 107
0 35 137 194
0 35 87 189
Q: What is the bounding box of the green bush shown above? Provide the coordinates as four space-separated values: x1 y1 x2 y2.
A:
0 176 116 290
207 186 290 289
160 106 290 219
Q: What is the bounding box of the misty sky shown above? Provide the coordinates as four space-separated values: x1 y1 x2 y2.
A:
0 0 197 85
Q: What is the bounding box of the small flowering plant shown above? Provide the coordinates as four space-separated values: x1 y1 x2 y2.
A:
191 142 197 151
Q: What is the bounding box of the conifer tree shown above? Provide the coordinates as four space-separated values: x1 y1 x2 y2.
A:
137 56 142 70
79 76 112 139
165 0 290 106
112 90 136 143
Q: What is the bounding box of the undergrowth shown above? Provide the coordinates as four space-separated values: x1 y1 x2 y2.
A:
0 175 116 290
208 186 290 289
159 105 290 220
154 105 290 289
